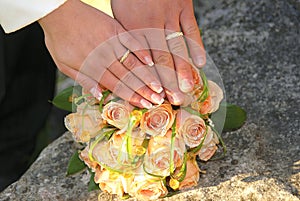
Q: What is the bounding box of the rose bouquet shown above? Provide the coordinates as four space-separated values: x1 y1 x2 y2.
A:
53 67 246 200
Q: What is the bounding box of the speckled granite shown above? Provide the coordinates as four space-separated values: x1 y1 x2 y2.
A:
0 0 299 200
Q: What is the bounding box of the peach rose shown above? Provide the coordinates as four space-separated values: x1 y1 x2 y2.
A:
101 101 133 132
191 80 223 115
143 130 185 177
140 104 175 137
94 168 134 198
129 166 168 200
197 127 219 161
64 102 104 143
176 109 207 148
178 156 200 190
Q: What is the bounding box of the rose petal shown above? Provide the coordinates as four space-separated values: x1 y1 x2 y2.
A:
177 109 207 148
140 104 175 137
102 101 133 131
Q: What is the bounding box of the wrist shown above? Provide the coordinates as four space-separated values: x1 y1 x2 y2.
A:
38 0 80 34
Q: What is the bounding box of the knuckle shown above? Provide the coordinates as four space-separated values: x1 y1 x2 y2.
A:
169 40 185 54
154 53 173 66
122 71 136 83
177 63 191 74
120 35 134 46
123 56 137 70
184 24 199 36
122 72 144 89
111 81 123 95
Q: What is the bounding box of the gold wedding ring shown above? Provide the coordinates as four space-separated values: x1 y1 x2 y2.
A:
119 50 130 63
165 31 184 40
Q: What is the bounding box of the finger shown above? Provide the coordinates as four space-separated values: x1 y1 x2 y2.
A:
98 69 154 109
76 42 159 107
56 62 103 101
144 29 185 105
180 5 206 68
108 59 164 105
117 49 163 94
165 27 194 93
130 31 163 86
57 60 153 109
117 29 154 66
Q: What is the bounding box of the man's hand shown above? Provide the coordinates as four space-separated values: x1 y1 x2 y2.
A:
111 0 206 105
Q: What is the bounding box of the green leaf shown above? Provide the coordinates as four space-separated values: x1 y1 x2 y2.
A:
88 171 100 191
171 152 187 182
98 90 111 113
197 69 209 102
212 103 247 132
169 121 176 174
52 85 82 112
120 194 131 200
66 151 86 176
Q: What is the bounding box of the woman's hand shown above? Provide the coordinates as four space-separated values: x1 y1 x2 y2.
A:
111 0 206 105
38 0 164 109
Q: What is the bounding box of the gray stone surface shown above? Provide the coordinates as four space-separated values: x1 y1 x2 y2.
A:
0 0 299 200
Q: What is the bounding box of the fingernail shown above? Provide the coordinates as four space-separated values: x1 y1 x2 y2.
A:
195 56 205 67
180 79 194 92
150 82 163 93
168 92 184 105
145 56 154 67
90 87 103 101
151 93 164 105
140 99 153 109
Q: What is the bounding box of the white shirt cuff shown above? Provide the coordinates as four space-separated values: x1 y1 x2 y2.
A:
0 0 67 33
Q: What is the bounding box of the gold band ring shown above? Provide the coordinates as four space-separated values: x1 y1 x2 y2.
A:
165 32 184 40
119 50 130 63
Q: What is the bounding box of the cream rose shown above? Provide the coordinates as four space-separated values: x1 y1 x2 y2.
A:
64 102 104 143
143 130 185 177
140 104 175 137
177 109 207 148
129 166 168 200
101 101 133 132
91 129 146 171
197 127 219 161
94 168 134 198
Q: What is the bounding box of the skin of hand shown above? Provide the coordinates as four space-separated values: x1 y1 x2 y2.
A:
38 0 165 109
111 0 206 105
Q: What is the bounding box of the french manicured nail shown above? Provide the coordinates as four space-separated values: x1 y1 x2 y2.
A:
151 93 164 105
90 87 103 101
180 79 194 92
150 82 163 93
195 56 205 67
140 99 153 109
168 92 184 105
145 56 154 67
